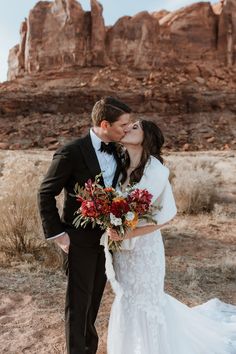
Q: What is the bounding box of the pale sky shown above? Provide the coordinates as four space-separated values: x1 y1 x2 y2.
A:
0 0 216 82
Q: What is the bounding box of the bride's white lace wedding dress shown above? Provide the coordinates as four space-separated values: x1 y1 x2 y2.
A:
102 156 236 354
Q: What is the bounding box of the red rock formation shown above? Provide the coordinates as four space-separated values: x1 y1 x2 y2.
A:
152 10 169 21
1 58 236 151
7 45 20 80
218 0 236 66
90 0 108 66
8 0 107 80
7 0 236 80
159 2 218 61
106 11 160 69
7 20 27 79
212 0 225 15
2 1 236 153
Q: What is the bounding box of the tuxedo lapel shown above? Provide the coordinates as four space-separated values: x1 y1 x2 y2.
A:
80 134 105 187
112 148 122 188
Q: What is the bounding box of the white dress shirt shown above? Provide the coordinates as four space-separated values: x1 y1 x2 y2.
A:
48 128 117 240
89 128 117 187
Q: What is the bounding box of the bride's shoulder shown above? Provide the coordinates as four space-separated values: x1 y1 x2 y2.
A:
139 156 170 196
148 156 169 177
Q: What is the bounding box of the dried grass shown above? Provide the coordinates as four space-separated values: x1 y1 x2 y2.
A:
168 158 221 214
0 188 42 254
220 252 236 281
0 172 62 267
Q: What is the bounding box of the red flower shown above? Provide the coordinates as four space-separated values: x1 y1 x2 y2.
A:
127 189 153 214
95 198 110 215
104 187 115 193
80 200 99 218
110 197 130 218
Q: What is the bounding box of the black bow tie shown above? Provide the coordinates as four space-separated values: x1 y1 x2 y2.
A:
100 142 116 155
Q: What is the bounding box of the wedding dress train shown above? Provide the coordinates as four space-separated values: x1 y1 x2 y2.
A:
103 157 236 354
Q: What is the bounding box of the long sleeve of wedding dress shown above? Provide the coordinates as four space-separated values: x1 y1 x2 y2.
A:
106 156 236 354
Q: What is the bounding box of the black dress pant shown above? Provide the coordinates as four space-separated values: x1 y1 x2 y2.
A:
64 243 106 354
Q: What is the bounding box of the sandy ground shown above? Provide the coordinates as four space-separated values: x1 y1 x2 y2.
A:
0 150 235 353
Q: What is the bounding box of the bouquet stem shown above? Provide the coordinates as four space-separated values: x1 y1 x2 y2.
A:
108 239 122 252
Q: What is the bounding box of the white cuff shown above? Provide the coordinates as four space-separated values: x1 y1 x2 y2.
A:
47 232 65 240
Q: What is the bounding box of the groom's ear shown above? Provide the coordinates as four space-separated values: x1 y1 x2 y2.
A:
100 120 111 129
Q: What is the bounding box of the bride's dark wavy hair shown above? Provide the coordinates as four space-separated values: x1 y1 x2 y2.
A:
120 119 165 185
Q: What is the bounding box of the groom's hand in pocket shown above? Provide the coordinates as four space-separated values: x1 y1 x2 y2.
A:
54 233 70 254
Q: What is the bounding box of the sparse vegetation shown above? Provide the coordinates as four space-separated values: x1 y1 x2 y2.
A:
0 170 62 267
0 150 235 353
168 157 221 214
0 184 42 254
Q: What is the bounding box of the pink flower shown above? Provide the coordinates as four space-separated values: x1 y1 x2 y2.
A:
80 200 99 218
127 189 153 214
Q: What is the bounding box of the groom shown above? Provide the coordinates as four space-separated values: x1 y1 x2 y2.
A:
38 96 131 354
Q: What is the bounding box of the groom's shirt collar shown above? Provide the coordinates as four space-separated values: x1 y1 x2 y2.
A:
90 128 103 151
89 128 117 188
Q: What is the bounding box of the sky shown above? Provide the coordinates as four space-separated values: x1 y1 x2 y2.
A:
0 0 216 82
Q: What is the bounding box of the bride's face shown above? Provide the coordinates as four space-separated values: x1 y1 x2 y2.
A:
120 121 144 145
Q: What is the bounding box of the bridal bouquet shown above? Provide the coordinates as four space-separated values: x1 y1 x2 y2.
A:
73 174 157 251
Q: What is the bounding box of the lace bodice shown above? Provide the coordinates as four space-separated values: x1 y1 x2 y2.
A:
113 230 166 322
107 155 177 318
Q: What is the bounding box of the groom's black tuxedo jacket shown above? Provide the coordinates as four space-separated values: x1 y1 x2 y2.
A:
38 133 121 247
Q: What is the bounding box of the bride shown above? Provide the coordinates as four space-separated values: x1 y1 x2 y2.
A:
105 120 236 354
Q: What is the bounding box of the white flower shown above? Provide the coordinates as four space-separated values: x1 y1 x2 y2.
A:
110 213 122 226
125 211 135 222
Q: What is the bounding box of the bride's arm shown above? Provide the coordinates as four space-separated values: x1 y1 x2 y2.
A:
107 222 168 241
126 223 168 239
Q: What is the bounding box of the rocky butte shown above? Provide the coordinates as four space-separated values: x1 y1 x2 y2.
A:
0 0 235 151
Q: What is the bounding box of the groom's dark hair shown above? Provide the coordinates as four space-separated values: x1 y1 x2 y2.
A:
91 96 132 126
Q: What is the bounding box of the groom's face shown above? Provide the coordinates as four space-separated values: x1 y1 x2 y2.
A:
105 113 131 142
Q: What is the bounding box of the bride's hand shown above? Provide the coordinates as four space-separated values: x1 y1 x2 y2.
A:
107 228 123 241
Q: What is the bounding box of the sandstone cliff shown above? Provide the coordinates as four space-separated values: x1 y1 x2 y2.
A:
7 0 236 79
1 0 236 152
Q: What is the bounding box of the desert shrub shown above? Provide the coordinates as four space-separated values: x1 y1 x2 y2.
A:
220 253 236 281
0 183 44 254
167 158 220 214
0 172 62 266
